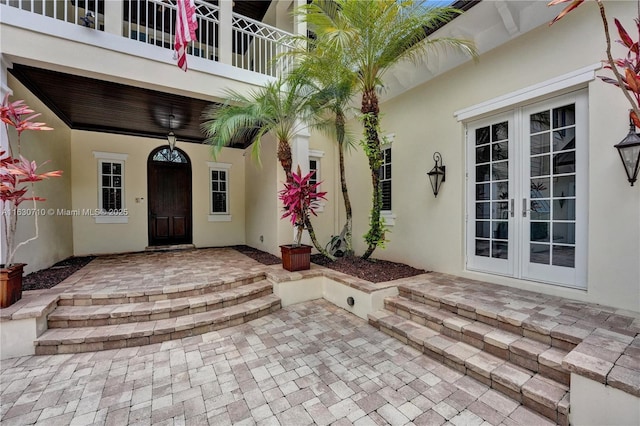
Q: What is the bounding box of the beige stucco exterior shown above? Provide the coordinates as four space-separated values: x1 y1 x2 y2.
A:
7 76 73 273
1 0 638 312
70 131 246 255
332 1 640 311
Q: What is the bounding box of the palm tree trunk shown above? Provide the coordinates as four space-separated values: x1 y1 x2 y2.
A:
277 138 334 259
278 138 294 183
336 110 353 256
361 88 383 260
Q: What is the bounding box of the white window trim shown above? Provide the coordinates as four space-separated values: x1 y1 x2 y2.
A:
454 63 600 121
309 149 325 213
93 151 128 224
207 161 232 222
381 134 395 225
464 90 588 290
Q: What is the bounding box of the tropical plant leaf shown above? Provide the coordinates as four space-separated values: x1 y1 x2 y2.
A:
548 0 585 25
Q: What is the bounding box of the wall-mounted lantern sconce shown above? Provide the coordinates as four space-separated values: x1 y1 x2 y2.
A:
615 117 640 186
427 152 446 197
167 114 177 152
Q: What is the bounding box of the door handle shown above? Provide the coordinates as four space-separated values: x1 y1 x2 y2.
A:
522 198 529 217
510 199 515 218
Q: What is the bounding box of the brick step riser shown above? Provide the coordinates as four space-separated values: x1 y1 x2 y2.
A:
48 288 273 328
385 300 569 386
36 301 281 355
369 315 569 426
57 275 265 306
397 289 579 352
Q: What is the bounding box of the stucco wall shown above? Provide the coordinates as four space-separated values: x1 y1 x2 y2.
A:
70 131 246 255
333 1 640 311
244 134 280 256
243 130 338 257
7 76 73 273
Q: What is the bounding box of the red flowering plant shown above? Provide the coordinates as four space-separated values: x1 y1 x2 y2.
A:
0 95 62 267
278 166 327 247
550 0 640 126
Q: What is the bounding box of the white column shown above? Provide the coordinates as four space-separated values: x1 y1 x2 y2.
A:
218 0 233 65
290 125 311 245
290 126 310 176
0 55 13 152
103 0 123 36
293 0 307 37
0 55 11 265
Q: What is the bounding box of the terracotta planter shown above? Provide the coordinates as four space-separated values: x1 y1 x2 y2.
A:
280 244 312 272
0 263 25 308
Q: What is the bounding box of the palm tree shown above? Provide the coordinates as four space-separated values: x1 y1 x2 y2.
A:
289 45 358 257
299 0 476 259
202 74 334 259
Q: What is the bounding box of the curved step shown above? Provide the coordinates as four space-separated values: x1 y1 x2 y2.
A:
56 273 266 306
35 294 281 355
369 309 570 425
384 296 570 386
48 280 273 327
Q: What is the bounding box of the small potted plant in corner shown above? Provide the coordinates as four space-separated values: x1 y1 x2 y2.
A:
278 166 326 271
0 95 62 308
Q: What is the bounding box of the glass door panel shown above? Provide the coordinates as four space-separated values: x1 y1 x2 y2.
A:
467 90 587 289
521 92 587 288
467 115 514 276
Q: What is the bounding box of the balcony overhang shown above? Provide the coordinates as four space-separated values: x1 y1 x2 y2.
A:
10 64 259 148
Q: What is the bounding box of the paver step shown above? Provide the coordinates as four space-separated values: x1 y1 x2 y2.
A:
48 280 273 328
56 273 266 306
35 294 281 355
383 296 570 386
398 282 590 352
369 309 570 425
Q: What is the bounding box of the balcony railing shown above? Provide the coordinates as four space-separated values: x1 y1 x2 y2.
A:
1 0 103 29
1 0 294 77
231 12 293 77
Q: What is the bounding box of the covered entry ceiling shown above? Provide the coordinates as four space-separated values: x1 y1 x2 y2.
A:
10 64 252 148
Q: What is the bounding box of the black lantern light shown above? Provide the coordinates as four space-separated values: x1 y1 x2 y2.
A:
614 117 640 186
427 152 446 197
167 114 177 152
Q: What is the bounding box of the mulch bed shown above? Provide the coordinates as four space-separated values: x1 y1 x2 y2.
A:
232 245 427 283
310 254 428 283
20 246 428 291
22 256 96 292
230 245 281 265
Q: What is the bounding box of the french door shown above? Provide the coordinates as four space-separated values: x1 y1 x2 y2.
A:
466 91 587 289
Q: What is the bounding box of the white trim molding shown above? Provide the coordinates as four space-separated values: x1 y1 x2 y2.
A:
207 161 232 219
206 161 232 170
93 151 129 161
208 214 232 222
93 151 128 224
454 63 601 121
381 211 397 227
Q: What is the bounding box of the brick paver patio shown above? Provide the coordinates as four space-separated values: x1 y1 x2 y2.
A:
0 300 552 426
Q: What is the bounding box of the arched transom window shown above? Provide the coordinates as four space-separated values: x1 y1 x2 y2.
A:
152 148 188 163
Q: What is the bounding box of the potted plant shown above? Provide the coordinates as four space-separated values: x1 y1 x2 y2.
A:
0 95 62 308
278 167 326 271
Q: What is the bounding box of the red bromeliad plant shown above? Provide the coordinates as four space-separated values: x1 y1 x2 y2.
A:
550 0 640 126
278 167 327 247
0 95 62 267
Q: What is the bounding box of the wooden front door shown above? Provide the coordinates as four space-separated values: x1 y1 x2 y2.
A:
148 147 192 246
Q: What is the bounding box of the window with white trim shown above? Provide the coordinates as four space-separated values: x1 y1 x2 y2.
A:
208 162 232 222
100 160 123 211
380 146 392 211
309 157 320 190
308 150 325 212
93 151 128 224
